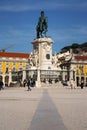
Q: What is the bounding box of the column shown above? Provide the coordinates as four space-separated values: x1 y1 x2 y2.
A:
22 70 26 81
36 68 41 87
70 70 73 80
9 70 12 86
2 74 5 87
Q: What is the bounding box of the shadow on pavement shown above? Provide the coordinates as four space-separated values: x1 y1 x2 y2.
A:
29 89 67 130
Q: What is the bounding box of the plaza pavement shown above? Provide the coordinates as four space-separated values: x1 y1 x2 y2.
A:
0 84 87 130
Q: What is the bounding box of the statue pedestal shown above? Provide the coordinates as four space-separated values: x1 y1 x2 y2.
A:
32 37 54 87
32 37 53 70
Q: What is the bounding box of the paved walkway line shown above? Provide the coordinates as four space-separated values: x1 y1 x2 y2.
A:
29 89 67 130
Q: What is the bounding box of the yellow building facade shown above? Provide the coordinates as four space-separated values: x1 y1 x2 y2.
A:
70 55 87 86
0 52 29 86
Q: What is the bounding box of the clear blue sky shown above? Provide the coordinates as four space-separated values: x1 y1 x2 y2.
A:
0 0 87 53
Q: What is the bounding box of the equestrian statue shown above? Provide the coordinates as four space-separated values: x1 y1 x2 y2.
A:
36 11 48 38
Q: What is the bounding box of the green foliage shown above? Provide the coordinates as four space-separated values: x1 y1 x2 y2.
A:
71 43 79 48
61 42 87 53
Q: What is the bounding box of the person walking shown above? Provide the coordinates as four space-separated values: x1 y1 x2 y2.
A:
27 79 31 91
23 79 27 87
19 79 22 87
73 80 76 89
0 80 4 91
81 80 84 89
70 79 76 89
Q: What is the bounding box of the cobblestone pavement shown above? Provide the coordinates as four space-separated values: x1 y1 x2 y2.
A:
0 85 87 130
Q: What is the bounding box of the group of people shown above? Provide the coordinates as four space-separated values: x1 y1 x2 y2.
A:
70 79 84 89
22 78 35 91
64 79 84 89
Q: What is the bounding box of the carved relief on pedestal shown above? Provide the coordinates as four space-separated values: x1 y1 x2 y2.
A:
42 42 51 52
46 44 51 52
28 51 39 67
41 42 51 62
32 37 53 69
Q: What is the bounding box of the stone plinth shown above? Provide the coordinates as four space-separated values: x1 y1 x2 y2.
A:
32 37 53 70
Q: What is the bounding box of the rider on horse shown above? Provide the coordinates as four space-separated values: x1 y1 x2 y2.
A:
36 11 48 38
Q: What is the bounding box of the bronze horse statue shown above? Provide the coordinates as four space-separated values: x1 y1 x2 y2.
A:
36 11 48 38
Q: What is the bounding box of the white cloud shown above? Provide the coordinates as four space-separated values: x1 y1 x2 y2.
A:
0 1 87 12
0 5 35 12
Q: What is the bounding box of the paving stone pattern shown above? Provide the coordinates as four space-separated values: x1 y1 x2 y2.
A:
0 86 87 130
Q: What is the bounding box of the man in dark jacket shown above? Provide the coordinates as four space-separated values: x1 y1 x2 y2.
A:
0 80 3 91
27 79 31 91
81 80 84 89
